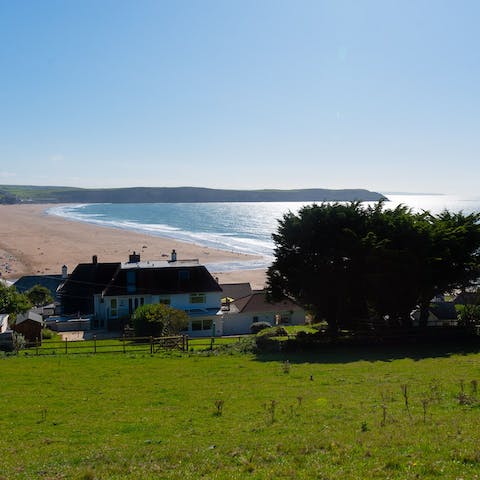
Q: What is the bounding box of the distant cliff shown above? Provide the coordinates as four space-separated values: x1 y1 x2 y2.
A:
0 185 387 204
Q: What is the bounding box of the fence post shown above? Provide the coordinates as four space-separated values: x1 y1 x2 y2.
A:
65 338 68 355
150 336 153 354
93 335 97 354
122 334 126 354
186 335 189 352
210 336 214 350
36 337 39 356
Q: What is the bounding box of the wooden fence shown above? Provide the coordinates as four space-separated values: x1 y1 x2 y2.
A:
26 335 188 356
25 334 249 356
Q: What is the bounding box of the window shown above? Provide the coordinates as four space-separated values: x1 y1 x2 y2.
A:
110 299 117 318
159 297 171 305
252 316 259 323
190 293 206 304
191 320 202 331
191 319 212 331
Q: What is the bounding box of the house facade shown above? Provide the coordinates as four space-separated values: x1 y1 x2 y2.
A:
218 290 307 336
59 252 222 333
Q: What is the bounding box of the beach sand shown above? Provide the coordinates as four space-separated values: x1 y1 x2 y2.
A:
0 204 267 289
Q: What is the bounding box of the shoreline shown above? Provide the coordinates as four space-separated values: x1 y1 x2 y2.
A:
0 204 268 289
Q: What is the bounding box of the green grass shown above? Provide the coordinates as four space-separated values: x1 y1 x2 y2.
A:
2 346 480 479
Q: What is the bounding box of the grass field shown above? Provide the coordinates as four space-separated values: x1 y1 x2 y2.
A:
1 345 480 479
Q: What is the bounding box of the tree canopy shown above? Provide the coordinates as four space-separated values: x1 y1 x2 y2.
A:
0 283 32 318
132 303 189 337
267 202 480 332
25 285 53 306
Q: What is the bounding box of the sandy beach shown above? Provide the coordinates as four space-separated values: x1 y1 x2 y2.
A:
0 204 267 289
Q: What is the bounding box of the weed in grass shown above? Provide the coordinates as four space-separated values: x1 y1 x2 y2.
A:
421 397 429 423
400 384 412 419
213 399 225 416
266 400 277 424
37 408 47 423
380 403 387 427
297 395 303 407
361 421 369 432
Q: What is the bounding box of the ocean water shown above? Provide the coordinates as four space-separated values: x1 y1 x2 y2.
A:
47 194 480 271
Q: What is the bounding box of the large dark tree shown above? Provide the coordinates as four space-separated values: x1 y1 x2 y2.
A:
267 203 480 332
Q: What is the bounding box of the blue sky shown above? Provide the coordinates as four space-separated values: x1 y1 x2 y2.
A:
1 1 479 195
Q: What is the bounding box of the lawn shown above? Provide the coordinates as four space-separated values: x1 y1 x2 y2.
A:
1 346 480 479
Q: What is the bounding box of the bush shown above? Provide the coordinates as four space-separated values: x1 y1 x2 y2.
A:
41 328 56 340
133 304 189 337
250 321 272 334
257 326 288 338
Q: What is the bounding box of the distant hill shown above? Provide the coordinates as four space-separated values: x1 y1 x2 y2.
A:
0 185 387 204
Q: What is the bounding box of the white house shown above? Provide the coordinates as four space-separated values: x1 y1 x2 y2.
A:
93 254 222 334
217 290 307 336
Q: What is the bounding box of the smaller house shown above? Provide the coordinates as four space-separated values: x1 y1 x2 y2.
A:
411 302 458 327
217 290 306 336
13 267 68 302
14 310 44 342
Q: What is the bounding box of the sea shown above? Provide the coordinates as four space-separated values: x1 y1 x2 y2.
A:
47 194 480 272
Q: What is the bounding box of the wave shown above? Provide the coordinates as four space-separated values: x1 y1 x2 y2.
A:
47 204 275 261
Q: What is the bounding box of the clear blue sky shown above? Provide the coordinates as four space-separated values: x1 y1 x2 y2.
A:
1 1 479 195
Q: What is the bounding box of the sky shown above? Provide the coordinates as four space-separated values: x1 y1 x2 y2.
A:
0 1 479 195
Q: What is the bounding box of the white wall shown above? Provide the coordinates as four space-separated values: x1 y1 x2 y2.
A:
221 309 306 336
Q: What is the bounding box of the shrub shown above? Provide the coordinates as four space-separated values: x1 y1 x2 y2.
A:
250 321 272 334
41 328 56 340
133 304 189 337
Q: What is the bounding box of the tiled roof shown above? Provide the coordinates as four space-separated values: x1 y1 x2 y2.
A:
430 302 458 320
232 290 303 314
58 262 120 314
16 310 44 325
103 265 221 296
13 275 65 301
219 283 252 300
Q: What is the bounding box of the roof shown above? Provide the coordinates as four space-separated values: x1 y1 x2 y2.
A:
16 310 44 325
103 265 222 296
231 290 304 314
219 283 252 301
58 262 120 314
430 302 458 320
13 275 65 301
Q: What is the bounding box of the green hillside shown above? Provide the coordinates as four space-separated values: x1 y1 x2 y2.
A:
0 185 387 204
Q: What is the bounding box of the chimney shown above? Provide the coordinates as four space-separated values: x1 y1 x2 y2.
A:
170 249 177 262
128 251 141 263
61 265 68 279
92 255 98 264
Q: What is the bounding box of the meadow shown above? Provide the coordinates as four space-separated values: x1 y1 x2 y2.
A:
1 345 480 479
